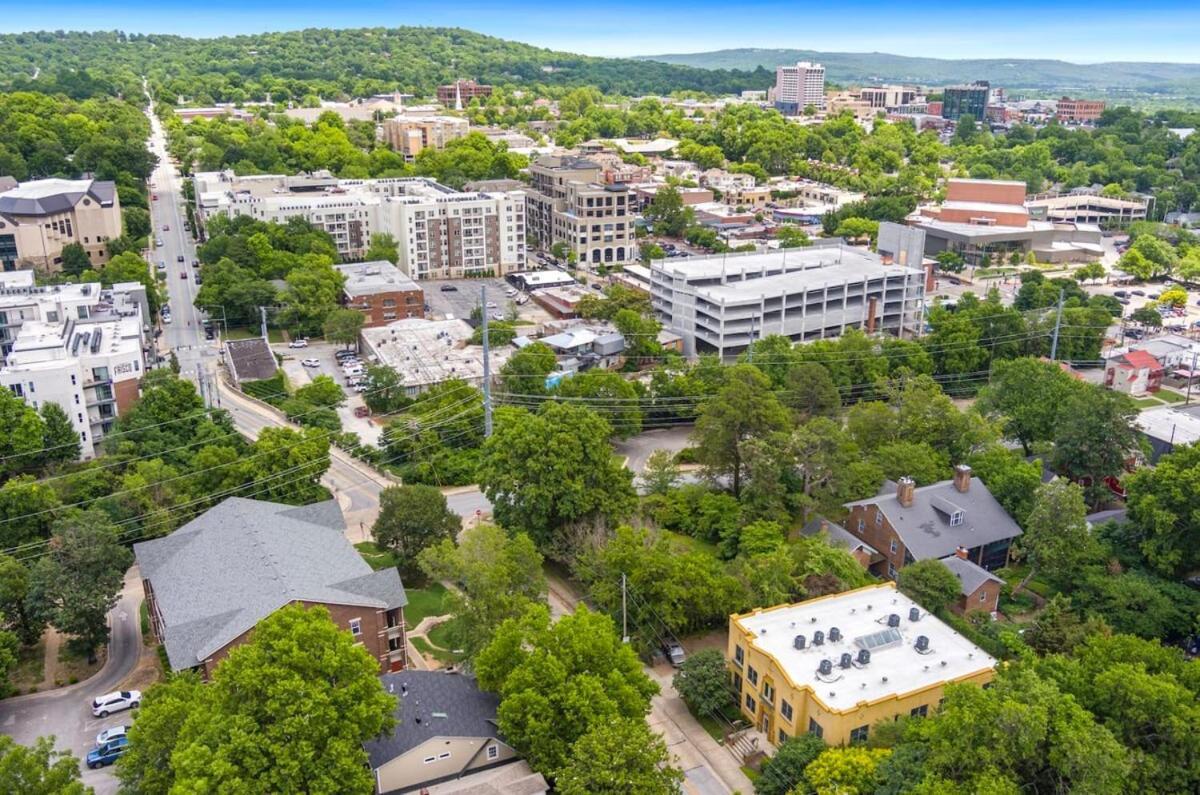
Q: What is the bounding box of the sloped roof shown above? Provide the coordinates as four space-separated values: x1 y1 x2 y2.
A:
225 337 277 382
939 554 1002 597
365 671 505 770
0 178 116 216
800 516 880 558
134 498 406 671
1117 349 1163 371
845 477 1022 561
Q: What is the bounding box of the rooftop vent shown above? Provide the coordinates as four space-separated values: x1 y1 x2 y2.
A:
909 607 921 622
793 634 806 650
887 613 901 628
915 635 930 653
828 627 842 642
817 659 833 676
839 652 853 669
812 630 825 646
857 648 871 665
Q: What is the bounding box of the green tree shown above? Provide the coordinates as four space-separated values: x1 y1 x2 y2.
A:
479 402 636 555
0 386 47 476
672 648 731 717
1022 594 1108 655
474 604 658 778
639 449 681 496
28 510 132 657
0 554 44 646
1051 386 1142 507
556 718 682 795
279 256 345 336
59 242 91 276
363 232 399 264
1074 261 1106 283
645 185 693 238
321 307 365 347
1130 305 1164 327
897 559 962 612
38 402 81 467
556 369 643 438
1125 442 1200 576
418 523 545 659
362 364 407 415
0 735 89 794
833 217 879 244
804 746 890 795
123 205 152 241
1159 286 1188 307
612 307 663 360
498 341 558 397
371 485 461 572
1017 479 1098 590
782 361 841 419
936 250 966 273
0 475 61 548
755 733 826 795
872 441 950 486
776 224 811 249
122 606 394 795
692 365 790 497
966 445 1043 524
241 426 331 505
977 357 1084 454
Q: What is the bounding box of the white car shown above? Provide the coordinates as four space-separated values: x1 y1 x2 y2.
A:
343 366 365 377
301 358 321 368
288 339 308 348
155 238 164 247
354 384 369 393
91 690 141 718
161 314 172 324
96 725 130 745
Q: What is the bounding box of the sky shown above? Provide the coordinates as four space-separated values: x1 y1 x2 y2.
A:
5 1 1200 63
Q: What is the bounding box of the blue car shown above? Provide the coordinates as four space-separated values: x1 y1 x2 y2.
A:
86 736 129 769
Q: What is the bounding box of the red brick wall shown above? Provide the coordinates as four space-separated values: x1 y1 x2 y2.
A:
844 504 906 577
945 180 1026 207
958 581 999 614
348 288 425 327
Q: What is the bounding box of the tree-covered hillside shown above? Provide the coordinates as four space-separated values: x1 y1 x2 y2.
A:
0 28 772 104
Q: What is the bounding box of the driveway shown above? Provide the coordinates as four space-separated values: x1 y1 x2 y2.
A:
0 567 145 794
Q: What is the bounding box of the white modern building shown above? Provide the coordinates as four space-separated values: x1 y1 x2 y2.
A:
359 317 511 395
773 62 826 115
650 244 925 358
193 171 526 278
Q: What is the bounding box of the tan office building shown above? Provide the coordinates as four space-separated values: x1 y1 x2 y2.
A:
526 156 635 266
381 116 470 160
0 178 122 273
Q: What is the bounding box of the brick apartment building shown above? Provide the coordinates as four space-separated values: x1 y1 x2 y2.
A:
334 261 424 327
437 80 493 108
135 498 409 678
1056 97 1106 124
380 116 470 161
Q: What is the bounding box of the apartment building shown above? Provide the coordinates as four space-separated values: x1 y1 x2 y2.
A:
334 261 424 327
650 245 925 358
0 282 149 459
728 583 995 748
773 61 826 115
380 115 470 160
1056 97 1106 124
526 156 635 267
193 171 526 277
860 85 919 110
0 177 122 273
437 80 493 108
941 82 991 120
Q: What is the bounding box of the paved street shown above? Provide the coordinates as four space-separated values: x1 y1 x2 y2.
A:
0 569 145 794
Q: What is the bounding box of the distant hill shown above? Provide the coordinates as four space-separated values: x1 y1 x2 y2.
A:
637 48 1200 100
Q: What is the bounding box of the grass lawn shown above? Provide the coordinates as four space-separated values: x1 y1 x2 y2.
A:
354 541 399 571
403 583 450 629
1156 389 1187 404
996 564 1056 600
666 530 721 560
6 639 45 695
410 632 465 666
224 326 285 343
57 643 104 686
426 619 466 660
1133 397 1163 409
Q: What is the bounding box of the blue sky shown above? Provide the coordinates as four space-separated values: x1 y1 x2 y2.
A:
5 1 1200 62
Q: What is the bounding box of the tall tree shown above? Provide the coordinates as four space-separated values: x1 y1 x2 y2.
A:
1051 386 1142 507
363 232 399 264
556 718 682 795
897 559 962 613
372 485 461 572
59 242 91 276
479 403 635 555
321 308 365 348
0 554 44 646
0 735 89 794
782 361 842 419
0 476 62 548
977 358 1084 454
756 733 827 795
644 185 693 238
28 510 132 657
692 365 790 497
1017 479 1099 591
498 342 558 398
1125 442 1200 577
38 402 81 467
671 648 731 717
0 386 46 476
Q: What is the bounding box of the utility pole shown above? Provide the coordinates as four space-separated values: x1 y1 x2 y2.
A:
1049 288 1065 361
259 306 268 342
481 285 493 437
621 572 628 643
1187 348 1199 406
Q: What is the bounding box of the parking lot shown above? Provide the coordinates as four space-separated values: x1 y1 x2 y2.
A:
272 340 382 444
421 277 516 320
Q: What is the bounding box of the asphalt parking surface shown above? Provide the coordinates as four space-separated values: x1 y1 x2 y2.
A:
421 278 515 320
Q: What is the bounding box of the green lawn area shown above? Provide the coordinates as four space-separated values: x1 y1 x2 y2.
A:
1133 397 1164 409
996 564 1056 600
224 326 285 343
1156 389 1187 404
411 627 466 666
6 640 45 695
666 530 721 560
354 541 399 571
403 583 450 629
427 619 466 659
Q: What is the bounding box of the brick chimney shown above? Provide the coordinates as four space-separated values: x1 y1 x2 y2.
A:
953 464 971 493
955 545 969 560
896 477 915 508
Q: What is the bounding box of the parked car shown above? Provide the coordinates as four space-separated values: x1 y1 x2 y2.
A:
288 339 309 348
194 272 202 285
176 254 184 263
91 690 141 718
204 326 215 340
485 301 497 309
343 366 365 377
162 313 172 324
86 737 129 769
1148 292 1161 300
155 238 164 247
301 358 321 367
179 270 187 279
191 259 199 267
353 406 370 418
156 261 166 271
354 383 369 393
662 641 686 667
96 725 130 745
1132 289 1146 296
1113 290 1128 298
440 284 458 292
335 350 359 360
162 224 169 231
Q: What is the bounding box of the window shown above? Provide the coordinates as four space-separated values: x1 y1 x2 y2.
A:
747 666 758 686
950 511 963 527
808 718 823 738
889 539 897 554
423 756 436 764
875 511 883 527
850 725 869 743
980 590 988 602
437 752 450 760
762 681 774 704
732 672 742 694
349 619 362 637
781 700 793 722
487 744 499 760
778 729 789 745
888 563 897 579
733 645 744 667
857 518 864 531
910 705 928 718
745 693 756 712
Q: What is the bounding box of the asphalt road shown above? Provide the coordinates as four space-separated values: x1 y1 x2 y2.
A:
0 569 144 794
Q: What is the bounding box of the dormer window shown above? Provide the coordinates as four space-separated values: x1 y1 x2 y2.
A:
950 511 964 526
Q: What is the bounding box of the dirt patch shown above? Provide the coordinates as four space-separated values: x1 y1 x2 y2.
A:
6 638 46 695
119 642 166 692
56 643 106 686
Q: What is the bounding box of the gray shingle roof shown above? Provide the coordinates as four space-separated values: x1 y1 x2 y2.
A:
0 178 116 216
939 554 1003 597
225 338 278 382
800 516 880 558
364 671 504 770
134 497 407 671
845 477 1022 561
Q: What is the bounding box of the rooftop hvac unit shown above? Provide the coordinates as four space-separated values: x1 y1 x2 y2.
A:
817 659 833 676
887 613 901 628
839 652 853 669
856 648 871 665
909 607 921 622
915 635 930 652
812 630 824 646
793 634 806 650
828 627 841 642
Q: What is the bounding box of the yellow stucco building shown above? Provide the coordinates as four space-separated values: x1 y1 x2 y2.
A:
727 582 995 747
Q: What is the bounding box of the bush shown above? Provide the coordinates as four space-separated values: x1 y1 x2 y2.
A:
241 372 286 405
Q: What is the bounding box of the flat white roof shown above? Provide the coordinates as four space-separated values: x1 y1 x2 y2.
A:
360 318 509 387
1136 406 1200 445
697 260 921 304
653 245 885 281
1 178 92 199
334 261 420 297
734 583 994 712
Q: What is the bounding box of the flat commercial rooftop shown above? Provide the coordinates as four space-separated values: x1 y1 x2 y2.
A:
652 245 882 281
695 259 921 304
733 583 994 712
361 317 510 389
